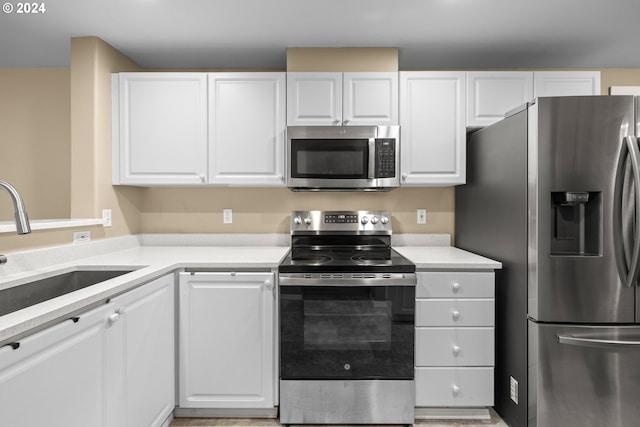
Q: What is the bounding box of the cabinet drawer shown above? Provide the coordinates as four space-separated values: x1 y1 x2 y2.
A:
416 272 494 298
415 327 494 366
416 299 494 327
416 367 494 407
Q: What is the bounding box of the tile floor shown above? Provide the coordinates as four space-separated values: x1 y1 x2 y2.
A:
170 408 508 427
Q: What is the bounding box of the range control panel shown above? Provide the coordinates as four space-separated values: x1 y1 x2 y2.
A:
290 210 392 233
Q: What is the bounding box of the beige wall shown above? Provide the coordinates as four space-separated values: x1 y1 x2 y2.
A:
287 48 398 72
2 40 640 254
0 69 71 221
70 37 144 236
140 187 453 234
600 69 640 93
0 37 143 253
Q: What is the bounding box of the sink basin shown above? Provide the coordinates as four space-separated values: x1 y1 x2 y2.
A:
0 269 136 316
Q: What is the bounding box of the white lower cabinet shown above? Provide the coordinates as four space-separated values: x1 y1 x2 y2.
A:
178 271 276 410
0 302 113 427
107 274 176 427
0 274 175 427
415 271 495 409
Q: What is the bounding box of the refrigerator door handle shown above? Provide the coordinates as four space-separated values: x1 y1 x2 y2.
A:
613 135 640 288
558 334 640 350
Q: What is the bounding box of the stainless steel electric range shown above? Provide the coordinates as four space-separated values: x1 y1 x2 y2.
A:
278 210 416 425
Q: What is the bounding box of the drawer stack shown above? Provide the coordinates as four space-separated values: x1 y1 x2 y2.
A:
415 271 495 407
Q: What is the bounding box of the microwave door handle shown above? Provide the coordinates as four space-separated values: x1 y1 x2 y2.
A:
368 138 376 180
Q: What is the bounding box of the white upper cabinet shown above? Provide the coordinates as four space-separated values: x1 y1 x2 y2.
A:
208 73 286 186
287 72 398 126
400 71 466 186
343 72 399 125
466 71 601 128
533 71 601 97
287 72 342 125
466 71 534 128
113 72 286 187
113 73 209 185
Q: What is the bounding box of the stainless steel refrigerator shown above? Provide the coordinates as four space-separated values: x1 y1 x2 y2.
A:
456 96 640 427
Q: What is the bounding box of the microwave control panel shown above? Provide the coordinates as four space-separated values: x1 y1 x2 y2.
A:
375 139 396 178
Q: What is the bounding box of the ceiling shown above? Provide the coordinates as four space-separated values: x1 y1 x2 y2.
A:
2 0 640 70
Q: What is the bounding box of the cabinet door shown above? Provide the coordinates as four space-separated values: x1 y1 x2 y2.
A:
209 73 286 186
533 71 601 97
400 71 466 186
343 72 398 126
108 274 175 427
287 72 342 125
0 303 112 427
114 73 208 185
466 71 533 127
179 272 275 408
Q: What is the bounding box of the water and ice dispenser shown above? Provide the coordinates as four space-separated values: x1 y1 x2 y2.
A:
551 191 602 256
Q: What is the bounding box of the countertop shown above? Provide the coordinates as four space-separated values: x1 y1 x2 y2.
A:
394 246 502 270
0 241 500 347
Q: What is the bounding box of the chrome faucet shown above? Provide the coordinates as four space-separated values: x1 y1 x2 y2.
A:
0 181 31 234
0 180 31 265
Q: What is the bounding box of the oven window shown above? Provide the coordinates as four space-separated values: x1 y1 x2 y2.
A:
280 285 415 380
291 139 368 179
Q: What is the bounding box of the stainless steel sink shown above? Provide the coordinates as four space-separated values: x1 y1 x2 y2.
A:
0 269 136 316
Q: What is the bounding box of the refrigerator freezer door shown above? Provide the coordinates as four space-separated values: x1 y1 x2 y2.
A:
529 96 637 323
529 322 640 427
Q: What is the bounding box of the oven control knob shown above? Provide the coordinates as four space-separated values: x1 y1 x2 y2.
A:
304 217 312 225
381 216 389 225
361 216 369 225
294 216 302 225
370 216 379 225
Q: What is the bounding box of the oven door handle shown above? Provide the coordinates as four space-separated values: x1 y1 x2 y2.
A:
278 273 416 287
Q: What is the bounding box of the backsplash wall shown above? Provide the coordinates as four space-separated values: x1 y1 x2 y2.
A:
139 187 454 235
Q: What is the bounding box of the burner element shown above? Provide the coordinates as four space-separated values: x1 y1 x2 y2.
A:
292 254 332 264
351 254 392 265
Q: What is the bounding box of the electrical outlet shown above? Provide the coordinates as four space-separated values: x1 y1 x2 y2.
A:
417 209 427 224
510 376 519 404
73 231 91 244
102 209 112 227
223 208 233 224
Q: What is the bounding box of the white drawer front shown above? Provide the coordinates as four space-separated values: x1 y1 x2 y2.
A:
417 272 494 298
416 299 494 327
415 327 494 366
416 367 494 407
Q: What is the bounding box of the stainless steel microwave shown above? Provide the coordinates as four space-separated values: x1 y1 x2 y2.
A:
286 125 400 191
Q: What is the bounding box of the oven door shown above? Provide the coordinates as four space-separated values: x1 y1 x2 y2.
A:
279 282 415 380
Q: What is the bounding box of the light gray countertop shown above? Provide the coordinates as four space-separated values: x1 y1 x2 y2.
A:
394 246 502 270
0 238 500 347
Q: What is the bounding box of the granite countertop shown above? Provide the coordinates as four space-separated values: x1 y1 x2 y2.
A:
0 237 501 347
